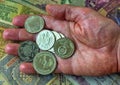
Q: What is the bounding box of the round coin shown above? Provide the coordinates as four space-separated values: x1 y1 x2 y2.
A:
18 41 39 62
52 31 61 40
33 51 57 75
59 33 65 38
54 38 75 58
25 16 44 33
36 30 55 50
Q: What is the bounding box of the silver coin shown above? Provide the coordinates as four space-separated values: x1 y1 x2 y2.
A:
36 30 55 50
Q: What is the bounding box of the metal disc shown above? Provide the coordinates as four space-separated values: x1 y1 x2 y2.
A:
33 51 57 75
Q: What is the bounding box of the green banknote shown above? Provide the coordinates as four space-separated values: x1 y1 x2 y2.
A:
61 0 85 6
12 0 62 14
0 0 41 28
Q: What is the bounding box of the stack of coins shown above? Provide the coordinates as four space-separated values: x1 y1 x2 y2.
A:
18 15 75 75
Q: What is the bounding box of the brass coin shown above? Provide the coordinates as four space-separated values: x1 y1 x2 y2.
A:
33 51 57 75
54 38 75 58
25 16 44 33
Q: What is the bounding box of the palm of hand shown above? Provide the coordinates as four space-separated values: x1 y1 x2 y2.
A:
3 5 120 76
55 6 119 76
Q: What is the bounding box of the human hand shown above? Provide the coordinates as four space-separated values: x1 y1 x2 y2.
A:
3 4 120 76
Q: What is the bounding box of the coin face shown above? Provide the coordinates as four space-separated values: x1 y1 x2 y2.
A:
25 16 44 33
33 51 57 75
18 41 39 62
54 38 75 58
36 30 55 50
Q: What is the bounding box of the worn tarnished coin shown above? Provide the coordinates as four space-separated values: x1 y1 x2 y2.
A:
25 15 44 33
18 41 39 62
33 51 57 75
54 38 75 58
52 31 61 40
36 30 55 50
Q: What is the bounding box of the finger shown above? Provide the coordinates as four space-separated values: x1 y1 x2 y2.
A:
12 15 29 27
5 43 19 56
46 4 92 21
12 15 70 35
3 29 36 41
20 62 37 74
19 57 74 75
42 15 70 35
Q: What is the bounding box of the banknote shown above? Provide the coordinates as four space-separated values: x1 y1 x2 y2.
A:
0 0 41 28
107 6 120 26
98 0 120 16
46 74 74 85
12 0 62 14
0 55 19 85
68 0 85 7
12 64 40 85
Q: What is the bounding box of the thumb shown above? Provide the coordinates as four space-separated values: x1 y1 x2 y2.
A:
46 4 92 22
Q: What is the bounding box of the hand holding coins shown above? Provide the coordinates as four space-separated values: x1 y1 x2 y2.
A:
18 15 75 75
4 5 120 76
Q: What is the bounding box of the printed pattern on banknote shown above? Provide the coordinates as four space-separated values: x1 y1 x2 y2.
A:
12 64 40 85
13 0 62 14
0 0 41 28
0 55 19 85
98 0 120 16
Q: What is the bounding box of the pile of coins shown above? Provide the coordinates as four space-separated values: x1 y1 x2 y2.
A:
18 16 75 75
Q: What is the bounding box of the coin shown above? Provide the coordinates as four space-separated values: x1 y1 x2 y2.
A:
33 51 57 75
54 38 75 58
18 41 39 62
36 30 55 50
49 48 55 53
52 31 61 40
59 33 65 38
25 16 44 33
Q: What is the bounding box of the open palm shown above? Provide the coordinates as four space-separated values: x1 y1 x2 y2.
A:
3 5 120 76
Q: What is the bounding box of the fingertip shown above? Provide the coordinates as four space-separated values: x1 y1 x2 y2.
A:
3 29 19 40
12 15 28 27
5 43 19 55
20 63 36 74
3 29 9 40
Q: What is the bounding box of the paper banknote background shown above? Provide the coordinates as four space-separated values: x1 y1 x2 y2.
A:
0 0 120 85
